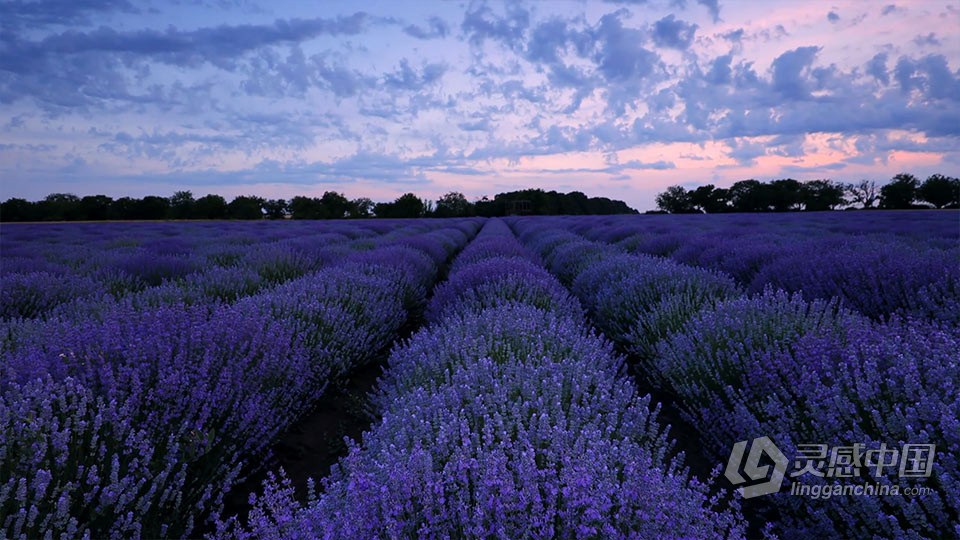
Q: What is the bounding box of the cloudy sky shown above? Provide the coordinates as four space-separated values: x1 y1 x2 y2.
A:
1 0 958 210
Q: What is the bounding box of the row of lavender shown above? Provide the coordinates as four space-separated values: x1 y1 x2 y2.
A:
221 218 746 539
564 211 960 323
0 220 455 321
0 219 481 539
509 216 959 539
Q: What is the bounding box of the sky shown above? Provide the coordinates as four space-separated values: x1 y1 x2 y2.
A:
1 0 958 211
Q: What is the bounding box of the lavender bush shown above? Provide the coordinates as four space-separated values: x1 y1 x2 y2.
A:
1 222 473 539
426 256 582 323
1 272 105 320
226 305 745 540
574 253 739 360
224 219 745 539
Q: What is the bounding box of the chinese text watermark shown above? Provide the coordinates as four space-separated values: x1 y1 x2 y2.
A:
724 437 936 499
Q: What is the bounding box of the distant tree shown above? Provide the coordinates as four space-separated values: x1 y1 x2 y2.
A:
78 195 113 220
373 202 391 218
193 194 228 219
559 191 589 214
800 180 846 211
289 196 325 219
169 190 195 219
918 174 960 209
228 195 265 219
474 196 497 217
434 192 474 217
584 196 637 214
690 185 716 213
880 173 919 209
263 199 289 219
767 179 804 211
135 196 170 220
376 193 427 218
728 180 766 212
707 188 731 213
37 193 81 221
693 185 731 213
109 197 138 220
0 198 38 221
348 197 374 218
655 186 696 213
470 189 635 216
320 191 351 219
845 180 879 209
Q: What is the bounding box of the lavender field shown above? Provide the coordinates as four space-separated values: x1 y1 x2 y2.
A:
1 212 958 539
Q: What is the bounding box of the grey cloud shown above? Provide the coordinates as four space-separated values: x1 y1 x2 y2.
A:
652 15 698 50
723 28 744 42
706 53 733 84
913 33 941 47
771 46 820 99
594 11 659 81
458 118 492 131
618 159 676 170
697 0 721 23
726 137 767 165
866 53 889 85
0 13 373 111
2 13 369 74
383 60 446 91
0 0 137 28
403 16 450 39
315 59 372 97
461 3 530 49
526 19 570 64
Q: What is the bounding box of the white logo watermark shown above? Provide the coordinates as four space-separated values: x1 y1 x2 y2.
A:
724 438 936 499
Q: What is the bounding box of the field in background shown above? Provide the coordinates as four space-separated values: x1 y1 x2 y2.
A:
2 211 957 539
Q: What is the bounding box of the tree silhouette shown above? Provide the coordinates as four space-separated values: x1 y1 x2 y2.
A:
918 174 960 209
227 196 265 219
767 179 804 211
845 180 879 209
375 193 427 218
193 194 228 219
0 198 38 221
78 195 113 220
38 193 81 221
800 180 846 211
109 197 138 220
655 186 696 213
728 180 766 212
880 173 918 209
135 196 170 220
262 199 289 219
169 191 195 219
319 191 351 219
289 196 324 219
348 197 374 218
435 192 474 217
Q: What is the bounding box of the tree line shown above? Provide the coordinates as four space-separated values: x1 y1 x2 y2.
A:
0 188 636 222
654 173 960 213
